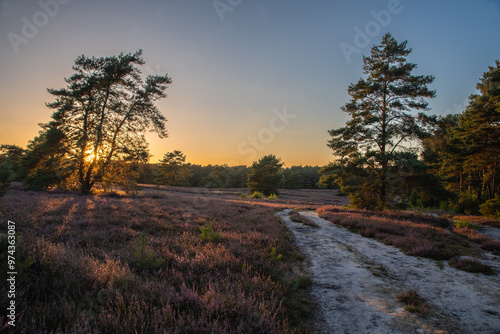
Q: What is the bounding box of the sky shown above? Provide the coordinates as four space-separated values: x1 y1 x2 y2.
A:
0 0 499 167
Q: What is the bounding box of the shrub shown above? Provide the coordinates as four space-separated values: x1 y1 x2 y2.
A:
317 205 477 262
199 221 221 243
454 195 480 215
132 232 165 271
408 244 440 258
348 190 379 211
453 215 500 227
480 197 500 219
453 219 475 229
0 161 13 196
481 240 500 253
453 226 488 243
251 191 264 199
268 193 278 200
449 257 494 275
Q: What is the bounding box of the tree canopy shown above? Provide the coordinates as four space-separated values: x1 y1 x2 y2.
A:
0 144 25 195
156 150 192 186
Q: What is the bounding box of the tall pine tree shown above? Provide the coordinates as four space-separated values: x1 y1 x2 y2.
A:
325 33 435 209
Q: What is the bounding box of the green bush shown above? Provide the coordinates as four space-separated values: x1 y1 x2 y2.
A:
268 194 278 200
251 191 264 199
454 195 480 215
199 221 221 242
408 189 421 208
479 197 500 219
132 232 164 270
453 219 475 229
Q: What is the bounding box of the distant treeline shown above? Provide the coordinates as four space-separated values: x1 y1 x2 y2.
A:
138 164 325 189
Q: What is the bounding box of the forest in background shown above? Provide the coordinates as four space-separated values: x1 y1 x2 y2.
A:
138 162 323 190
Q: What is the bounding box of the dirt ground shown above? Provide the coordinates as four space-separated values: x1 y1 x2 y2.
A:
278 209 500 334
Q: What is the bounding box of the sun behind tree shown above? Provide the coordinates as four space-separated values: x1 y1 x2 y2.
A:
22 50 171 193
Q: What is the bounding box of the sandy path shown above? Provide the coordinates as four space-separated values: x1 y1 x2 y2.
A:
479 227 500 241
277 209 500 334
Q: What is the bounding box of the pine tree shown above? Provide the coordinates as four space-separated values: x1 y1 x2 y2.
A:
156 150 192 186
326 33 435 209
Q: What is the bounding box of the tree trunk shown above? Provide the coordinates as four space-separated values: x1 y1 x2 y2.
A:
379 173 387 210
80 180 92 194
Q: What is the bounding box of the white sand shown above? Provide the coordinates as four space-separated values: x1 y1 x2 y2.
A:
277 209 500 334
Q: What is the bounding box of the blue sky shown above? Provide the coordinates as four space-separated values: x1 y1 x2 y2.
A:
0 0 499 166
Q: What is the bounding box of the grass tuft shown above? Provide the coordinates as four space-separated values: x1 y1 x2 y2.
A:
198 220 222 243
397 290 427 315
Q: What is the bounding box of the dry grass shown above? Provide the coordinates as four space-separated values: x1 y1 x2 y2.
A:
0 185 316 333
396 290 427 315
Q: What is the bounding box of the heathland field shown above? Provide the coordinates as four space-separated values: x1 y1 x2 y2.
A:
1 184 500 333
0 185 336 333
